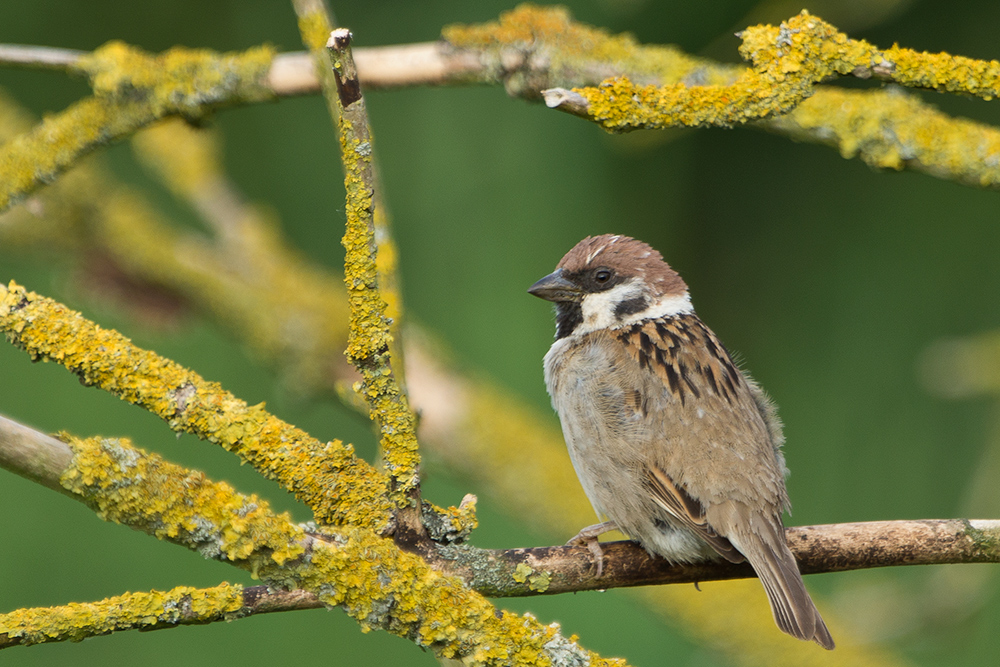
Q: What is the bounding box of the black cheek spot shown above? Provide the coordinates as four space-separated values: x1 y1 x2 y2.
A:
613 296 649 320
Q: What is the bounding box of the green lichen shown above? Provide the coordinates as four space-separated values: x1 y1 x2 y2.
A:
964 520 1000 557
0 281 393 529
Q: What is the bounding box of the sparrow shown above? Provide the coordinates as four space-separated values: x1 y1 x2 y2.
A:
528 234 834 649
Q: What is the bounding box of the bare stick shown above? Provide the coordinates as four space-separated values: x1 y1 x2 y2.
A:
0 415 73 495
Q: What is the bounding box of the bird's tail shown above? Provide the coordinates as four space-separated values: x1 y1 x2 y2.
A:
731 519 835 650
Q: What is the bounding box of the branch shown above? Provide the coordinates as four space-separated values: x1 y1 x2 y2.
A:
435 520 1000 596
0 414 73 496
0 43 275 213
0 281 393 529
543 10 1000 130
325 28 424 512
293 2 410 392
0 417 625 666
3 415 996 596
4 7 1000 195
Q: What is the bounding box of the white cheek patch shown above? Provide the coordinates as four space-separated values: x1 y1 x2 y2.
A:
577 281 643 334
631 293 694 323
573 281 694 336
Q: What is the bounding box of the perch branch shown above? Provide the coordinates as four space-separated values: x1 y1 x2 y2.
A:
2 416 997 598
0 417 622 666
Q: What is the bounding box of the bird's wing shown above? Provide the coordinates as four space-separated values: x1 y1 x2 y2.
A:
614 314 790 511
645 465 745 563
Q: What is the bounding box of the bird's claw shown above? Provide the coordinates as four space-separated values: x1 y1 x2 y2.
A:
567 521 617 578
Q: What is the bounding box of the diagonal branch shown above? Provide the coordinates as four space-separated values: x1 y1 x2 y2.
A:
0 43 275 214
0 420 625 666
0 281 393 529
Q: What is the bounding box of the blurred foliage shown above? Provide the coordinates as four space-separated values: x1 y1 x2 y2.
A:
2 1 1000 666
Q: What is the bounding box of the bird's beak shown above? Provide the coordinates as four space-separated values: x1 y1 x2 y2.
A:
528 269 582 303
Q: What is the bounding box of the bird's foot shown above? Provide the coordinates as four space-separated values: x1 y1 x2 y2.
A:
567 521 618 577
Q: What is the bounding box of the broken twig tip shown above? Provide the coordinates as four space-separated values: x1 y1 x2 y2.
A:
327 28 352 50
542 88 589 113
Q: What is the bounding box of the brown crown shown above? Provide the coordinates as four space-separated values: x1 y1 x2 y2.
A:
556 235 688 297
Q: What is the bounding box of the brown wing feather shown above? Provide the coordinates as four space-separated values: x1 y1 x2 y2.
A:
615 314 791 512
646 466 744 564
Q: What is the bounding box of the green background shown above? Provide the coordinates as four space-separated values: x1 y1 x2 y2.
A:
3 0 1000 665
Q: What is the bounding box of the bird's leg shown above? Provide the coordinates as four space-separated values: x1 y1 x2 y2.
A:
567 521 618 577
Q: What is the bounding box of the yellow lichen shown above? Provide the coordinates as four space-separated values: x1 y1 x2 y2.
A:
773 86 1000 186
571 11 1000 132
0 42 274 213
0 282 392 529
527 571 551 593
79 41 275 118
443 4 736 91
7 427 613 664
512 563 533 584
0 584 245 647
329 42 422 504
59 434 306 569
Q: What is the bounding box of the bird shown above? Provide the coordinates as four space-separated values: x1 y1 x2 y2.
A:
528 234 834 649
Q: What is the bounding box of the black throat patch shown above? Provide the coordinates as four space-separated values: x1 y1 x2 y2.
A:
554 302 583 340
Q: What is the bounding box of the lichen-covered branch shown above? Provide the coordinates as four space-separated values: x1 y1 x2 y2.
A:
543 10 1000 131
0 42 275 213
291 0 410 398
326 29 423 509
3 413 994 661
6 413 998 597
0 581 327 649
0 421 623 666
0 281 392 529
439 5 1000 188
59 433 308 568
0 584 248 648
4 7 1000 192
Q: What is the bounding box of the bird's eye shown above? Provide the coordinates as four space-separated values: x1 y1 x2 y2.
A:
594 269 612 283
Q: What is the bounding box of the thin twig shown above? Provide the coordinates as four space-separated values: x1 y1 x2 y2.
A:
0 44 86 70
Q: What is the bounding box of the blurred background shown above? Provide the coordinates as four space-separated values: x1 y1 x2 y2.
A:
3 0 1000 665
